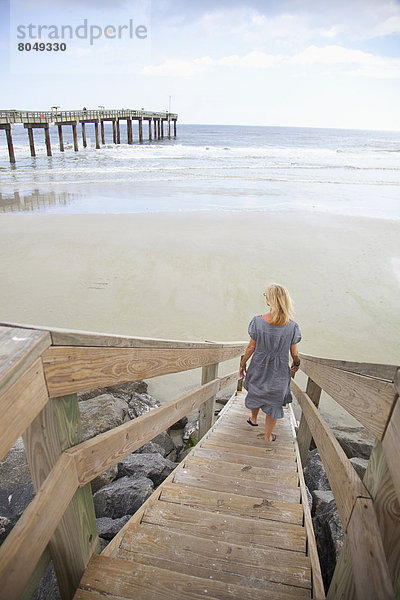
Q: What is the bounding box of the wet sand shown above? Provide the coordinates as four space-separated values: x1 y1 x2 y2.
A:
0 210 399 423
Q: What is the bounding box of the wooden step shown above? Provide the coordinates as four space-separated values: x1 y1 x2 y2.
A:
141 501 306 553
184 454 299 487
201 438 297 460
208 430 295 451
173 466 301 503
74 553 310 600
116 523 311 596
159 482 303 525
191 446 297 471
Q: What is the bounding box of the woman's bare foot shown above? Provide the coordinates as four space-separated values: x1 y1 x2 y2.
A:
264 433 277 442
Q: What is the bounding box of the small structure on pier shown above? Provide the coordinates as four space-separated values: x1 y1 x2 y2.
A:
0 108 178 163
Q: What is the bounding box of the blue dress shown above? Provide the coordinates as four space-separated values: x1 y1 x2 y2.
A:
243 315 301 419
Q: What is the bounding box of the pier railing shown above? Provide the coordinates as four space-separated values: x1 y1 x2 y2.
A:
292 353 399 599
0 109 178 125
0 323 246 600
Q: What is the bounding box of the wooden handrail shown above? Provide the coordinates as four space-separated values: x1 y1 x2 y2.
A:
299 352 398 382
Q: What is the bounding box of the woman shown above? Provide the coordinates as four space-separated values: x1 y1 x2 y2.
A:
239 283 301 442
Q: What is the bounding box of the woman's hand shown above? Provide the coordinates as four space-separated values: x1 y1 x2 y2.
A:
239 364 246 378
290 362 300 375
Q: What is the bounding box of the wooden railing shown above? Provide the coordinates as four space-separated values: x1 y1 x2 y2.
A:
0 323 246 600
292 353 400 600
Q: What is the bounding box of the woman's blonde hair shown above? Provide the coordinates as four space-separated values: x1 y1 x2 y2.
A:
265 283 293 326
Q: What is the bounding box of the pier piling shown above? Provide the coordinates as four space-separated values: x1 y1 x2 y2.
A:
58 125 64 152
168 118 171 139
26 127 36 157
116 120 121 144
148 119 152 141
127 119 133 144
44 125 52 156
81 123 87 148
0 124 16 163
112 120 117 144
138 119 143 143
100 121 105 145
72 124 79 151
94 122 100 149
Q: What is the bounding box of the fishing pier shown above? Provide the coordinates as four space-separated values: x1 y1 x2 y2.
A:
0 109 178 163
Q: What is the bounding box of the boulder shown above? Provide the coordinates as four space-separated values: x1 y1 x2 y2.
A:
169 416 188 430
313 498 345 590
93 476 153 519
79 394 130 441
349 457 369 479
332 426 375 460
118 453 176 486
135 441 166 455
31 563 61 600
0 482 35 520
0 438 31 489
78 380 148 402
91 465 119 494
96 515 130 540
127 392 161 419
146 432 176 459
304 449 331 492
0 516 13 544
312 490 335 516
183 418 199 444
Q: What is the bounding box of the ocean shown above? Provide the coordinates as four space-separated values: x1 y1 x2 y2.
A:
1 123 399 218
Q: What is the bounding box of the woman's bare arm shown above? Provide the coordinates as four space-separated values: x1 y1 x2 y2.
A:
290 343 300 373
239 338 256 377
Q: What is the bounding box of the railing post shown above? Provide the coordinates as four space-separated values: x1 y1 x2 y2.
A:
198 363 218 439
296 376 322 465
23 394 99 600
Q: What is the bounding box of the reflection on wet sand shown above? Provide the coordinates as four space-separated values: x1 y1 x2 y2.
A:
0 190 75 213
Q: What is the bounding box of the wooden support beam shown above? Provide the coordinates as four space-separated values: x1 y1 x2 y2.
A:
168 118 171 138
382 387 400 505
148 119 152 140
100 120 105 144
44 125 52 156
23 394 99 600
42 344 244 398
58 125 64 152
72 124 78 151
94 122 100 149
4 125 16 163
297 377 322 465
27 126 36 157
112 120 117 144
160 119 164 138
153 119 157 138
199 363 218 439
116 119 121 144
300 353 398 382
138 118 143 143
127 119 133 144
81 123 87 148
174 119 177 136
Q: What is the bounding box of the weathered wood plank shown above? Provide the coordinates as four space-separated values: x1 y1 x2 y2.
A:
117 523 311 596
23 395 99 600
42 345 243 397
173 467 301 503
382 395 400 505
0 453 78 600
291 378 368 528
347 497 394 599
192 446 298 471
209 428 295 448
327 539 355 600
199 363 218 439
202 437 296 460
74 553 307 600
142 501 306 553
299 356 396 439
297 377 322 466
160 482 303 525
184 454 299 487
299 353 398 382
0 320 247 350
20 547 51 600
0 325 51 397
0 358 48 461
68 380 222 485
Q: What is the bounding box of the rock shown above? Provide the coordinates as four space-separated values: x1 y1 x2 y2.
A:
349 457 369 479
93 476 153 519
31 562 61 600
91 465 119 494
152 432 176 459
79 394 130 441
312 490 335 516
135 441 166 455
0 438 31 489
78 380 148 402
332 426 375 460
169 416 188 430
177 447 192 462
304 449 331 492
0 516 13 544
118 453 176 486
0 482 35 519
306 486 313 513
98 537 109 552
183 419 199 444
313 498 345 590
96 515 130 540
127 392 161 419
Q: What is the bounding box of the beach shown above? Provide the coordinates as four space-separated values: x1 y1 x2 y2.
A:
0 209 399 423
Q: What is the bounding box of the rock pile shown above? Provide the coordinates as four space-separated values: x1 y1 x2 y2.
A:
304 424 375 591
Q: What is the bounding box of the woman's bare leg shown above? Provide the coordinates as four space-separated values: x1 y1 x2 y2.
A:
264 415 277 441
249 408 260 425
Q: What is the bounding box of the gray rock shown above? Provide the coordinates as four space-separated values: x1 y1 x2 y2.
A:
312 490 335 516
98 537 109 552
93 476 153 519
150 432 176 459
31 562 61 600
332 426 375 459
91 465 119 494
349 457 369 479
118 453 176 486
79 394 130 441
127 392 161 419
96 515 130 540
169 416 188 430
306 486 313 513
78 380 148 402
304 449 331 492
177 447 192 462
183 419 199 443
0 438 31 489
135 441 166 455
313 498 344 590
0 516 13 544
0 482 35 519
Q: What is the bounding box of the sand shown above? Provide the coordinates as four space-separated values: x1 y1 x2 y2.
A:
0 210 399 423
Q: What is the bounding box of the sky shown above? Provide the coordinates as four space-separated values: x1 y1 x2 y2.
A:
0 0 399 130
